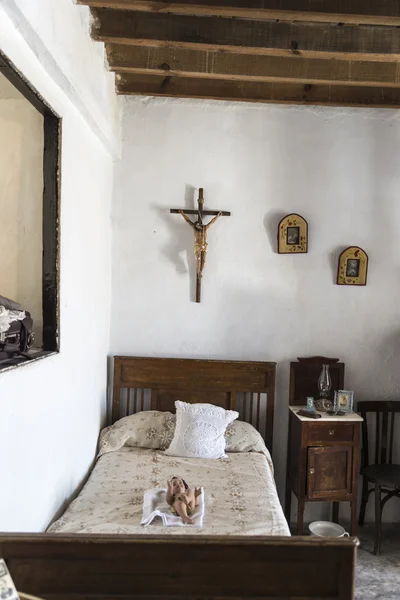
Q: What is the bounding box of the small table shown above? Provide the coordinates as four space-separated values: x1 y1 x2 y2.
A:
285 406 363 535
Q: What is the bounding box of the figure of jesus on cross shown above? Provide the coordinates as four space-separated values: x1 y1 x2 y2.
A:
170 188 230 303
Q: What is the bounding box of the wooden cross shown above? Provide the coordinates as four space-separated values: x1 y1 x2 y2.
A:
170 188 230 303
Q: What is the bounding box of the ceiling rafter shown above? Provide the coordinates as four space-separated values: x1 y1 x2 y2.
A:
79 0 400 26
75 1 400 107
92 9 400 62
107 44 400 88
118 73 400 108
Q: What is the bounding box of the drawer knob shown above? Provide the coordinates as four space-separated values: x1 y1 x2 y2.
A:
309 468 315 474
329 430 335 435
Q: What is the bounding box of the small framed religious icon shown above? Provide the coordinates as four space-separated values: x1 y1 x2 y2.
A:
333 390 354 413
337 246 368 285
277 214 308 254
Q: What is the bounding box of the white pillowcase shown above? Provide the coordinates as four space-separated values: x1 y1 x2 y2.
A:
164 401 239 459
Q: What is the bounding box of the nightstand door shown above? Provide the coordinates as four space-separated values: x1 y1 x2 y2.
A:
307 446 353 499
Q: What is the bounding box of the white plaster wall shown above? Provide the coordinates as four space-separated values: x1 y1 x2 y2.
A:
0 5 114 531
2 0 119 156
0 74 44 344
111 96 400 524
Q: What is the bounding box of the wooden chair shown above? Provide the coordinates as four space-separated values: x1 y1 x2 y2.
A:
357 401 400 555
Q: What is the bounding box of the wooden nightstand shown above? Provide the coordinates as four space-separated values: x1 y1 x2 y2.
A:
285 406 363 535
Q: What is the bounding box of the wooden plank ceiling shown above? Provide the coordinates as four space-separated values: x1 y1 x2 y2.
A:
77 0 400 108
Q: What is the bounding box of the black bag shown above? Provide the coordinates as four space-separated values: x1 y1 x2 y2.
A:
0 295 34 359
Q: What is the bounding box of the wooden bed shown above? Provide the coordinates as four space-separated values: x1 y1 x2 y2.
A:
0 356 359 600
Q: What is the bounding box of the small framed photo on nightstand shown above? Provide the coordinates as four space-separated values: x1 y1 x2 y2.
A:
334 390 354 413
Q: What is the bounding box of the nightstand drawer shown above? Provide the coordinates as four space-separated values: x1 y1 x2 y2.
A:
305 422 354 443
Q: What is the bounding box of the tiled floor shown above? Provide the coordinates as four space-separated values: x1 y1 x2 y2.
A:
356 524 400 600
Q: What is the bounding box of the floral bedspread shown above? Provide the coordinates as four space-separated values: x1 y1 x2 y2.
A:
48 448 290 536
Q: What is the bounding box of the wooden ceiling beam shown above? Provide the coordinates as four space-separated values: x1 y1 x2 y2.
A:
79 1 400 26
92 9 400 62
107 44 400 88
117 73 400 108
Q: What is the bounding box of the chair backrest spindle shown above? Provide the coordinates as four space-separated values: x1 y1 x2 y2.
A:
389 412 395 464
381 410 388 464
375 411 381 464
360 409 369 470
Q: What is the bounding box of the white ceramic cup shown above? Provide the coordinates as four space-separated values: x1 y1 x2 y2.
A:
309 521 350 537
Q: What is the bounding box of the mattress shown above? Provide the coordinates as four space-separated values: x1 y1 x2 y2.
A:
48 447 290 536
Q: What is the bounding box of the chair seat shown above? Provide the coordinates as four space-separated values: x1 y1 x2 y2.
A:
362 464 400 488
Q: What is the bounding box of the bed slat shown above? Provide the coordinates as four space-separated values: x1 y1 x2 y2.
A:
256 392 261 429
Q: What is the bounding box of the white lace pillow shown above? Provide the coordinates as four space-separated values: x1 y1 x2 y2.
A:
164 401 239 459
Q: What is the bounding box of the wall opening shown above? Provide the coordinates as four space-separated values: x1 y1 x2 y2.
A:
0 50 60 371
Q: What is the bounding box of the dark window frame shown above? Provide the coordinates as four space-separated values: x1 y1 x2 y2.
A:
0 50 60 370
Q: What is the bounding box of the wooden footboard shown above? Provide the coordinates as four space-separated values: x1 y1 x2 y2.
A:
0 534 358 600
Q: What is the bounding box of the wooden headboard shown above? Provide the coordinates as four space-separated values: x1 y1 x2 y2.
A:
112 356 276 450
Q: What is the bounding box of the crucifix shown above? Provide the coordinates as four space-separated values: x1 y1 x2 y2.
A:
170 188 231 303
